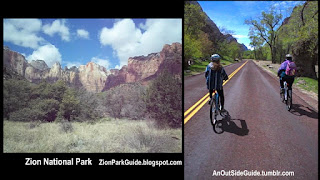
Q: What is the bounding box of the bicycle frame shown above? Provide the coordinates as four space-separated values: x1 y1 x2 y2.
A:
283 80 292 111
284 81 288 101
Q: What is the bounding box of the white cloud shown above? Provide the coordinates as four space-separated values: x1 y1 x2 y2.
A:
91 57 110 69
248 45 254 51
3 19 45 49
233 35 247 39
26 44 62 67
43 19 70 41
114 65 121 69
99 19 181 67
77 29 89 39
66 61 82 68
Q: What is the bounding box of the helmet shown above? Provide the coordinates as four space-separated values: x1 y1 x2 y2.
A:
286 54 293 61
211 54 221 62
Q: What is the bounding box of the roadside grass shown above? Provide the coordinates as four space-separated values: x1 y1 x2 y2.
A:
294 77 318 94
184 59 234 76
3 119 182 153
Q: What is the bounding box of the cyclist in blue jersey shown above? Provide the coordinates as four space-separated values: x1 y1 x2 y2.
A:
205 54 229 112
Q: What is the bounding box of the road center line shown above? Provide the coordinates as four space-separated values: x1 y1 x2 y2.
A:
184 61 248 124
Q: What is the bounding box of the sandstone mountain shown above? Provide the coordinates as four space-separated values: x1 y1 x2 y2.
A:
3 43 182 92
187 1 248 51
102 42 182 91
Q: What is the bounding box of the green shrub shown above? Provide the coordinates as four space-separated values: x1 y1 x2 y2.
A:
144 70 182 128
29 99 60 122
10 108 44 122
102 83 146 120
3 79 33 119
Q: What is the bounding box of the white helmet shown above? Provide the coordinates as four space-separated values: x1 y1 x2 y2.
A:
286 54 293 61
211 54 221 62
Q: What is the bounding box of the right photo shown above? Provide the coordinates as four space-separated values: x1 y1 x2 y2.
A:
184 1 318 179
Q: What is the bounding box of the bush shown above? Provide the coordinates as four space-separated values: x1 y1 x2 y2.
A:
10 108 44 122
75 87 101 121
102 83 146 120
58 89 80 121
29 99 60 122
3 79 33 119
144 70 182 128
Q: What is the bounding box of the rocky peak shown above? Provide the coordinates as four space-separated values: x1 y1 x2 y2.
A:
69 66 78 72
30 60 49 71
103 42 182 91
78 61 109 92
3 46 29 77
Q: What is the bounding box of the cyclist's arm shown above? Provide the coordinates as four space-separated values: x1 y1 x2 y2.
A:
222 68 228 80
205 65 209 78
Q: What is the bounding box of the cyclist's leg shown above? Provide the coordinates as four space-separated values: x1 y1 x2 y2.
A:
280 71 285 94
280 77 285 94
209 89 213 98
209 89 213 104
217 89 224 110
287 77 294 90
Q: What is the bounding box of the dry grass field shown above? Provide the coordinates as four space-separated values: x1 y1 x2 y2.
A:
3 118 182 153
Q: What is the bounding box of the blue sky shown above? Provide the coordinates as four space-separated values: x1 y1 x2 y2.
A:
3 19 182 69
198 1 305 50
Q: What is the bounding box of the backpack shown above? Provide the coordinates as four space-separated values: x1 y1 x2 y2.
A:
285 61 296 76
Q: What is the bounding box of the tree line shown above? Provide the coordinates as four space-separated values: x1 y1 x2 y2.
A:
246 1 318 79
3 69 182 128
184 3 245 68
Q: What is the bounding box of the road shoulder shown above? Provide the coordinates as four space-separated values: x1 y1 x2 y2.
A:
252 60 318 112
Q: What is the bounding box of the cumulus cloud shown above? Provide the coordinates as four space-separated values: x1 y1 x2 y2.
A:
3 19 45 49
26 44 62 67
91 57 110 69
43 19 70 41
77 29 89 39
99 19 181 67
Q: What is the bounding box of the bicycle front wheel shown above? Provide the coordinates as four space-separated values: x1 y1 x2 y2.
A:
210 100 216 126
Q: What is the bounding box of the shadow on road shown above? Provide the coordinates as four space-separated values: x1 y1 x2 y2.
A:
290 104 318 119
214 110 249 136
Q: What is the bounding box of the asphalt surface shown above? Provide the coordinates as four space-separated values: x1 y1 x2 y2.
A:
184 60 318 179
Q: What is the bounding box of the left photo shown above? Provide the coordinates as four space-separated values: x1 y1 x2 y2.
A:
3 18 182 153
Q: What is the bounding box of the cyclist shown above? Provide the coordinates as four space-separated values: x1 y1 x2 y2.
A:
205 54 229 112
277 54 296 95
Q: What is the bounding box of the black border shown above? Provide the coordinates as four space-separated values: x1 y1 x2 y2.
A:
1 1 184 177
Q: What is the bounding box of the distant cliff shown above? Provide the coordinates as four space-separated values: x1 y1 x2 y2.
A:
3 42 182 92
102 42 182 91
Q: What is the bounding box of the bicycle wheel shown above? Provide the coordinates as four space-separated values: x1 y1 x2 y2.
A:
210 98 216 126
280 90 285 103
286 90 292 111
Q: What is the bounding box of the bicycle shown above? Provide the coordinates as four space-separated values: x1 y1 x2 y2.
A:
210 90 229 134
280 81 292 111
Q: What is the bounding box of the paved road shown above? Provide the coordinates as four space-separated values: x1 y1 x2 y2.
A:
184 60 318 179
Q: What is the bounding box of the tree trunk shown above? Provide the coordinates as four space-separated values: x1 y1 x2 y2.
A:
270 46 276 63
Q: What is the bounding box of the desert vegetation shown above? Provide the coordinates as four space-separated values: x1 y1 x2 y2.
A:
3 68 182 153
